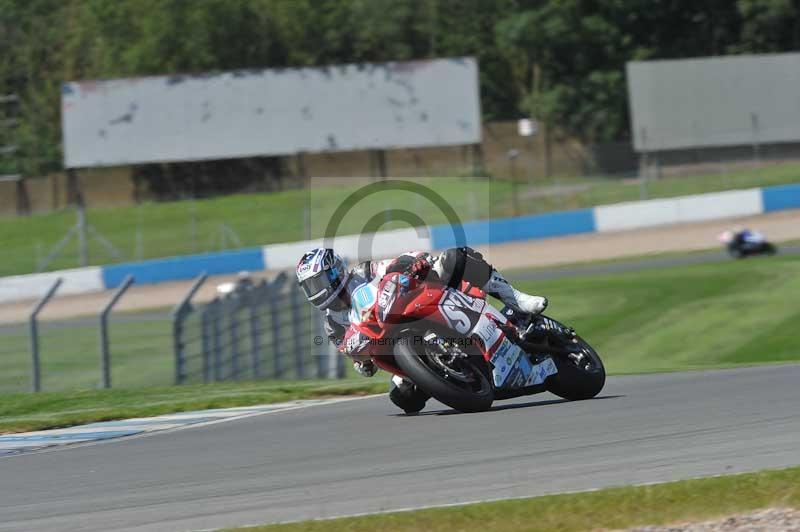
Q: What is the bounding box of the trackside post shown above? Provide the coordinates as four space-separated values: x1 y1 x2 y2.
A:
29 278 62 392
99 275 134 389
171 273 208 384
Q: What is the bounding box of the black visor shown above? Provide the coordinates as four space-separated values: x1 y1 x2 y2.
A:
300 272 331 302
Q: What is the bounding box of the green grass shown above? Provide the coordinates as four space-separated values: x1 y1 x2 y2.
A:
0 379 385 433
230 466 800 532
516 253 800 374
1 163 799 277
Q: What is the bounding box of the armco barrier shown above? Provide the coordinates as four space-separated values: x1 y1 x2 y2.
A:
762 183 800 212
102 248 264 289
2 182 799 303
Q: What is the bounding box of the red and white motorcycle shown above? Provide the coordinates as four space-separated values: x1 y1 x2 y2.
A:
342 271 605 413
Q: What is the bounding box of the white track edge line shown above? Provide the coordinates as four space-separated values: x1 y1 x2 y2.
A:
0 394 386 459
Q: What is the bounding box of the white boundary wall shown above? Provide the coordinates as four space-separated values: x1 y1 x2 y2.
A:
263 227 432 270
0 267 103 305
594 189 763 232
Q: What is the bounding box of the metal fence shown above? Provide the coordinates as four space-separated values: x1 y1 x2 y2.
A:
0 273 342 394
173 273 342 384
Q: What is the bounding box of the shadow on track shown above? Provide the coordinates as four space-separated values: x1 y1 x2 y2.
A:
396 394 625 417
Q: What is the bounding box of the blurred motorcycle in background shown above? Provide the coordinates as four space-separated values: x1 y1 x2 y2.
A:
719 229 777 259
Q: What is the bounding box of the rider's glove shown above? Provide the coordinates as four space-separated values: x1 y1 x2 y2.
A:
409 258 432 280
353 360 378 377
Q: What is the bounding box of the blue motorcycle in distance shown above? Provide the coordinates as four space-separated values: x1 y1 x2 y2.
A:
719 229 777 259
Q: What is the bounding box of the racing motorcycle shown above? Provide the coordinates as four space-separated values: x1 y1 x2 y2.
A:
719 230 777 259
343 271 605 413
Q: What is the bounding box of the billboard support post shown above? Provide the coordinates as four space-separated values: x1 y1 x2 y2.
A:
639 127 649 201
77 202 88 267
507 149 520 217
750 112 762 169
36 169 124 272
471 144 485 177
295 152 307 180
369 150 388 179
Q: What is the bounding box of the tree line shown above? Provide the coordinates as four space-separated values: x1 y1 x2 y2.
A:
1 0 799 179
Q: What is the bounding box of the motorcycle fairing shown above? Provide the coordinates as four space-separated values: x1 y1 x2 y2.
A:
487 336 558 389
434 286 561 391
346 274 559 391
349 280 379 325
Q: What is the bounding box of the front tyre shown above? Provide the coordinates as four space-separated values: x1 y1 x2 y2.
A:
394 334 494 413
546 337 605 401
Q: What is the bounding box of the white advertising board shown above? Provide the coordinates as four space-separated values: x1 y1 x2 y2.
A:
61 57 481 168
627 53 800 152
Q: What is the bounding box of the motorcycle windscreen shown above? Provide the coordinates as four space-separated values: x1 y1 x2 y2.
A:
375 273 412 325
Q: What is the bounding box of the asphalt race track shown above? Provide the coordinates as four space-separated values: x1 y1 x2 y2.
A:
1 364 799 532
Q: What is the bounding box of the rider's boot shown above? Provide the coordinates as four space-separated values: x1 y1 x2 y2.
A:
483 270 548 315
389 375 428 414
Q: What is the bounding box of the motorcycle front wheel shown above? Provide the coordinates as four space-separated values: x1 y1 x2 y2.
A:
394 332 494 413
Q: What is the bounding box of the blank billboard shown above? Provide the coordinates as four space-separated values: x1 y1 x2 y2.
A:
61 57 481 168
627 53 800 152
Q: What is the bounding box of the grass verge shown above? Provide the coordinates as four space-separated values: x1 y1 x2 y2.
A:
0 379 385 433
230 466 800 532
2 164 799 277
516 253 800 374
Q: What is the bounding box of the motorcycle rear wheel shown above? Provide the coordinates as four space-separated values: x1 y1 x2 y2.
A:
546 336 605 401
394 334 494 413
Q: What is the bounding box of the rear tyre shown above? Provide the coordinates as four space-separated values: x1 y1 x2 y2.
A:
394 334 494 413
764 243 778 255
546 337 605 401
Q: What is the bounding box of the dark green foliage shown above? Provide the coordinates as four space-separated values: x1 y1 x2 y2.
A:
1 0 799 175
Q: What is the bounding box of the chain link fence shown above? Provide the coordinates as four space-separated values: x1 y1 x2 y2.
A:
0 310 176 393
0 273 341 394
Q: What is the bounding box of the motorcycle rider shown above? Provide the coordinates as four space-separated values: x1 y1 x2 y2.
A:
732 227 765 247
295 247 548 412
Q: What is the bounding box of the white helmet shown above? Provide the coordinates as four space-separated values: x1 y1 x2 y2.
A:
296 248 349 310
